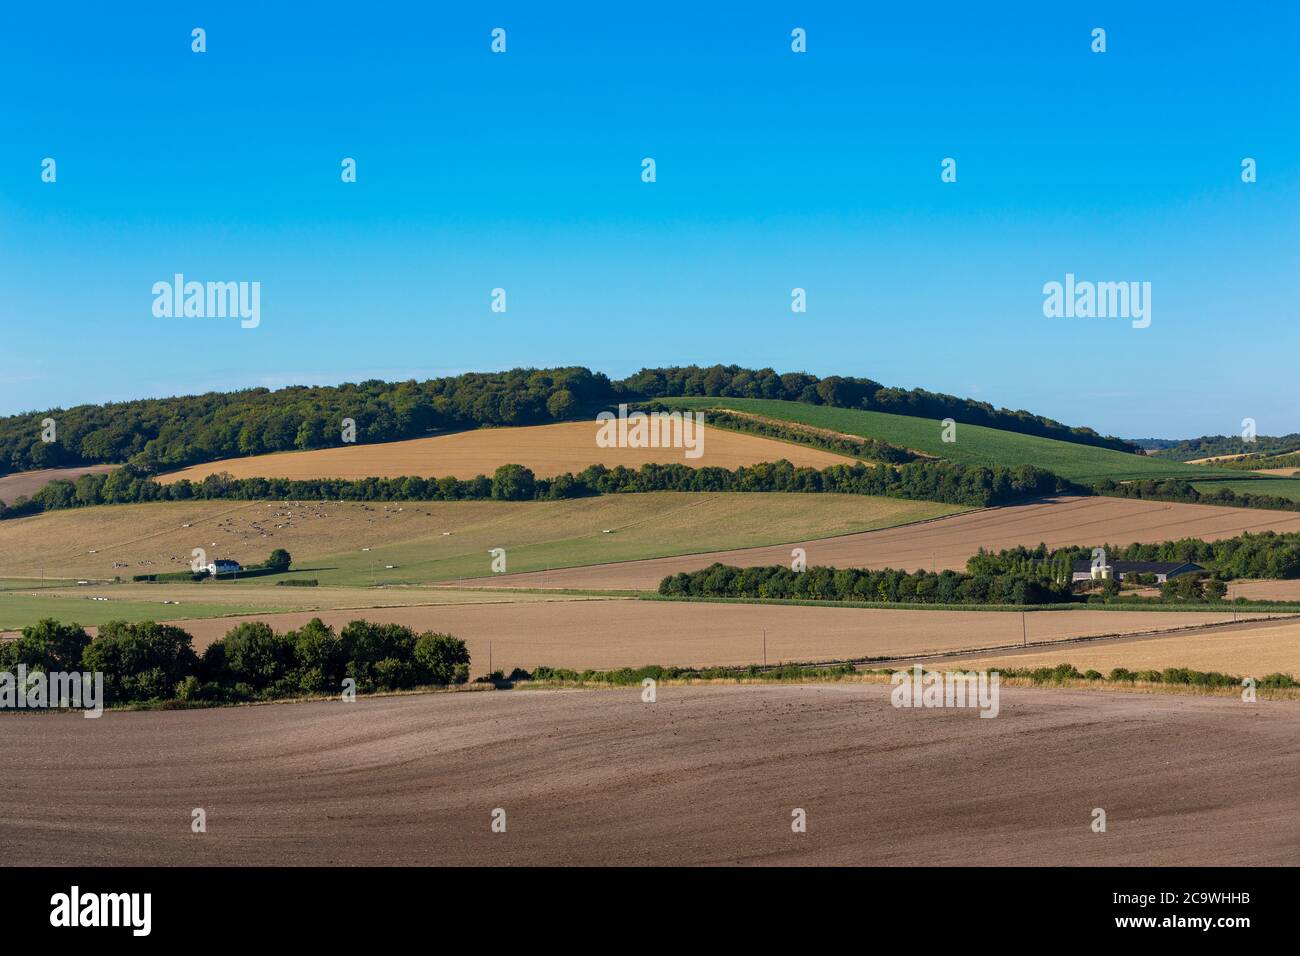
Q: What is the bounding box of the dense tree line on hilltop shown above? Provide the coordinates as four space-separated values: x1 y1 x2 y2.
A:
0 364 1138 477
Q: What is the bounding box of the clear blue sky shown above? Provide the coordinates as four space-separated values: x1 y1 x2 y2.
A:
1 1 1297 438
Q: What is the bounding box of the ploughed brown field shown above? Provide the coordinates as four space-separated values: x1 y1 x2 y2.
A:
154 421 854 484
2 684 1294 865
462 495 1300 591
153 601 1263 675
0 465 116 504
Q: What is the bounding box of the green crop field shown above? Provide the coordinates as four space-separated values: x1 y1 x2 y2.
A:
662 398 1244 484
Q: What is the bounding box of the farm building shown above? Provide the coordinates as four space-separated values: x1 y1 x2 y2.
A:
206 559 242 577
1070 559 1204 583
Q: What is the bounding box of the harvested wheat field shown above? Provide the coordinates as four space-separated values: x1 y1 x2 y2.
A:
468 495 1300 591
155 421 854 484
0 494 963 585
1227 579 1300 602
156 601 1262 675
0 465 116 504
938 616 1300 676
1 684 1294 865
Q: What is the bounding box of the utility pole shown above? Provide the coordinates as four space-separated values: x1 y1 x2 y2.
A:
1021 611 1027 647
489 640 493 675
763 629 767 668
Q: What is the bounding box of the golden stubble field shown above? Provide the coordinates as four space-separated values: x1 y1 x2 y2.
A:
155 420 855 483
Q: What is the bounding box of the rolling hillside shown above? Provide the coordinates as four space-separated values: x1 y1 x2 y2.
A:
661 398 1249 484
0 493 968 587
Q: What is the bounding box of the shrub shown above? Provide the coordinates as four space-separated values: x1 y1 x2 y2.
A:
264 548 292 572
491 463 536 501
413 632 471 685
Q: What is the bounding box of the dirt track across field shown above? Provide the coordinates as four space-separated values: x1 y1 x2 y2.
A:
459 495 1300 591
155 601 1265 676
2 684 1294 865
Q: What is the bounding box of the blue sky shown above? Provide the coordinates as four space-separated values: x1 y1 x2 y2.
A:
1 1 1297 437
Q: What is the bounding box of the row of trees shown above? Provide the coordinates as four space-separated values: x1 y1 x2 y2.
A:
1 459 1079 521
657 562 1241 606
0 364 1137 477
0 617 470 707
658 563 1074 605
0 367 609 475
679 406 916 463
1093 478 1300 513
968 533 1300 581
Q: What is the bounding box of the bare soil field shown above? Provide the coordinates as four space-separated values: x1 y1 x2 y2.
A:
469 495 1300 591
1 684 1294 865
0 465 116 504
155 421 853 484
938 616 1300 676
156 601 1259 675
0 493 963 585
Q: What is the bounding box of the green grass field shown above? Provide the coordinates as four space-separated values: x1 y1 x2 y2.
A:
662 398 1247 484
0 592 286 630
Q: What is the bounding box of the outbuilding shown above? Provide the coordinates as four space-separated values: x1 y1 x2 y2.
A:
1070 559 1204 583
